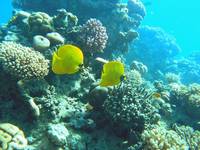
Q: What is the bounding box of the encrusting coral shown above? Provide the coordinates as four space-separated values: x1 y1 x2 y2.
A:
0 41 49 80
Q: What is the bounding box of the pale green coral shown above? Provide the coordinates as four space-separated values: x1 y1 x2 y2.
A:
0 123 28 150
142 125 188 150
185 83 200 119
0 41 49 80
173 125 200 150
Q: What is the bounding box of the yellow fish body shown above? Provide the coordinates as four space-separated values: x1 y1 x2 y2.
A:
52 44 84 74
100 61 125 87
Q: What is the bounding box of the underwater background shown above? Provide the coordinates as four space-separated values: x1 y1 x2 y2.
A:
0 0 200 150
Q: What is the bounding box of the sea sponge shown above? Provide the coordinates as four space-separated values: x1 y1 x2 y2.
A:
46 32 65 45
0 41 49 80
79 18 108 53
142 126 188 150
33 35 50 51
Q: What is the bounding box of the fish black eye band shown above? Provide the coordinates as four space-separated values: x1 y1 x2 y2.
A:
78 63 84 72
120 75 126 82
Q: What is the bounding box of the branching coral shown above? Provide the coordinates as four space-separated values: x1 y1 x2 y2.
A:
79 18 108 53
0 41 49 80
103 73 159 133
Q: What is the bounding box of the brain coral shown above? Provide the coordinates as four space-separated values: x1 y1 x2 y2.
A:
0 41 49 80
79 18 108 53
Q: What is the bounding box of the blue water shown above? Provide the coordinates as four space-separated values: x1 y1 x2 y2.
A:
142 0 200 56
0 0 13 25
1 0 200 56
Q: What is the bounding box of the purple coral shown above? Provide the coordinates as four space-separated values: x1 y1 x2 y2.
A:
80 18 108 53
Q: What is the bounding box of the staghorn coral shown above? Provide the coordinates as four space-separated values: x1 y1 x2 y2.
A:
0 41 49 80
141 125 188 150
79 18 108 53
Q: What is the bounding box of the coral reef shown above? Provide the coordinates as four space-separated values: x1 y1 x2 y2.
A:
126 26 181 80
102 73 159 135
172 124 200 150
28 12 54 36
0 41 49 80
130 60 148 75
127 0 146 27
166 58 200 84
0 0 199 150
47 123 69 146
142 125 188 150
79 18 108 53
11 0 143 55
165 72 181 84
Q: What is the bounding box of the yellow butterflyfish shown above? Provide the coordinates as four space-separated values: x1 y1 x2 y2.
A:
52 44 84 74
99 61 125 87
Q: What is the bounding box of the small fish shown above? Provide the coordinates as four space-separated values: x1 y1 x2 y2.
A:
52 44 84 74
152 92 162 99
99 61 125 87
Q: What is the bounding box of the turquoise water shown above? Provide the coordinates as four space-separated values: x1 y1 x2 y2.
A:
0 0 12 25
142 0 200 56
1 0 200 56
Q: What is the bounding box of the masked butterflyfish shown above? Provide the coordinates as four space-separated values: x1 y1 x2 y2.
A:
52 44 84 74
99 61 125 87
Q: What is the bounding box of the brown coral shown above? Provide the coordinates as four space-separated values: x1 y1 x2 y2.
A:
0 41 49 80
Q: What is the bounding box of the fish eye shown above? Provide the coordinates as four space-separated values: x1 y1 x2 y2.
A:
120 75 126 81
79 64 84 68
